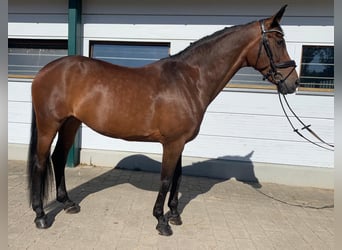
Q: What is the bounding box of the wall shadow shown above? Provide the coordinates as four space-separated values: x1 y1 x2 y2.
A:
115 151 260 185
44 152 261 226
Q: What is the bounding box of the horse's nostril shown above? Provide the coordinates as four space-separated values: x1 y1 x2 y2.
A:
295 79 300 87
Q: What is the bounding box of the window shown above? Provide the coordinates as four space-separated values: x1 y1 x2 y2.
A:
299 45 334 91
90 41 273 90
8 39 67 78
228 45 335 93
228 67 273 90
89 41 170 67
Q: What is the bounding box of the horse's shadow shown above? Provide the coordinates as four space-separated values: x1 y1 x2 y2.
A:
44 151 261 226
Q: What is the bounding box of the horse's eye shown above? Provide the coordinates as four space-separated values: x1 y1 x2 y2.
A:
277 39 285 46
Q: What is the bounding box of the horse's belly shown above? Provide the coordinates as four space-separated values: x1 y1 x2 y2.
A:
79 109 163 142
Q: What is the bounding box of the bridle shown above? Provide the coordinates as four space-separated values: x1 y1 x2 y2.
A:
255 20 297 89
254 21 334 151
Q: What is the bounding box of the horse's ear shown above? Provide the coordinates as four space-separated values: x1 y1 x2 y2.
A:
271 4 287 27
244 150 254 159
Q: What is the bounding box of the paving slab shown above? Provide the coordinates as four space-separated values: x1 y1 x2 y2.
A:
8 160 334 249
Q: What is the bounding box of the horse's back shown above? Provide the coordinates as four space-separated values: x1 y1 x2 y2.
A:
32 55 147 105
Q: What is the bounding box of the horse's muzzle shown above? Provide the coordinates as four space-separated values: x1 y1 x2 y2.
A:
278 78 299 95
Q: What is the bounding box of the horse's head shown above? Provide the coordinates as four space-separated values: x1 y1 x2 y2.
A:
247 5 299 94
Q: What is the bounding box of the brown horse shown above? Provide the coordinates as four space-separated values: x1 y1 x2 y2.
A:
28 5 298 236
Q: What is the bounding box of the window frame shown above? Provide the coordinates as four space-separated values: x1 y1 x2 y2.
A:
298 44 334 93
8 38 68 79
89 40 171 66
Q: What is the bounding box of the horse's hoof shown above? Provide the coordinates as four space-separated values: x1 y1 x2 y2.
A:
169 215 182 226
156 224 173 236
34 215 49 229
64 202 80 214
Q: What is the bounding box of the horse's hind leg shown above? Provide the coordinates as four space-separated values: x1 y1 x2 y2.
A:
31 139 54 228
51 117 81 213
28 114 59 229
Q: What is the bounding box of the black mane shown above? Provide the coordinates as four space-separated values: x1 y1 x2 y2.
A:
170 21 256 59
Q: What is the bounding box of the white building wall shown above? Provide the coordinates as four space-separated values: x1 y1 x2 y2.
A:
8 0 68 39
8 0 334 173
80 91 333 168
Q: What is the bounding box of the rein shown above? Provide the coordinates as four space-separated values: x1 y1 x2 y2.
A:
255 21 333 151
278 93 334 151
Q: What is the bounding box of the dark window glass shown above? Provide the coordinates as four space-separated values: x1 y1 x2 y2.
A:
90 41 170 67
299 46 334 90
8 39 67 77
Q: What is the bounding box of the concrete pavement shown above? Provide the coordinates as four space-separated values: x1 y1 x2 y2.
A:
8 160 334 249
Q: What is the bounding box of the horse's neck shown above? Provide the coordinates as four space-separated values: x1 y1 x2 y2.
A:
183 23 259 104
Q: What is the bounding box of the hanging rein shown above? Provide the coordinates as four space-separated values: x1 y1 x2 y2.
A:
255 21 334 151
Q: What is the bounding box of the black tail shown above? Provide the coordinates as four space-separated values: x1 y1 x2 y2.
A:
27 107 53 206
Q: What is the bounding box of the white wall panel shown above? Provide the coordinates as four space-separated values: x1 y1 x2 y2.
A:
8 0 334 169
83 24 226 41
83 23 333 43
81 127 333 168
9 0 67 39
8 102 32 124
8 81 32 102
81 126 163 154
207 91 334 118
284 26 334 44
9 0 67 14
8 22 68 39
184 135 333 167
200 112 333 142
8 80 32 144
79 91 333 168
8 123 30 144
82 0 333 18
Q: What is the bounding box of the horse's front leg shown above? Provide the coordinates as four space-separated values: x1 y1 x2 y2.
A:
167 156 183 225
153 178 173 236
153 141 184 236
